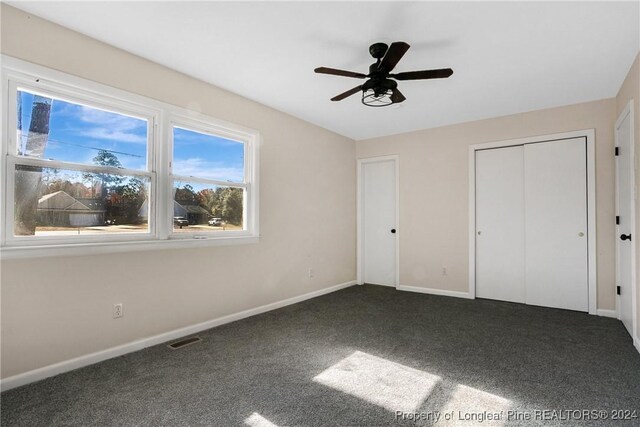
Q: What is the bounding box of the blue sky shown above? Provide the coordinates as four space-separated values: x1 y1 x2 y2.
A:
173 127 244 183
18 90 245 183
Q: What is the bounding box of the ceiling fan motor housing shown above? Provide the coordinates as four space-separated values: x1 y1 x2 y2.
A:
369 42 389 59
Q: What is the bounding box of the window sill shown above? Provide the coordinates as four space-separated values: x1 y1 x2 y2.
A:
0 235 260 260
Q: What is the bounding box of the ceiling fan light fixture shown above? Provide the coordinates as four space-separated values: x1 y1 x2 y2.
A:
362 88 393 107
315 41 453 106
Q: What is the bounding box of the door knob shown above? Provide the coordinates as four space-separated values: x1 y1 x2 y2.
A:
391 229 396 234
620 234 632 241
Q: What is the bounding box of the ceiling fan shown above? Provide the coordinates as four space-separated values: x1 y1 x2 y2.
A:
314 41 453 107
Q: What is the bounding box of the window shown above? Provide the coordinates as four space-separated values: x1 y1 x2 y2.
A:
1 56 259 256
10 88 153 241
170 123 248 235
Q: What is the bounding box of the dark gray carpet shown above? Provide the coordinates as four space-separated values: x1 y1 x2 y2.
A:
2 284 639 426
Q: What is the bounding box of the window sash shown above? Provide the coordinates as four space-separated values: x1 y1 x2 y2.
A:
8 155 155 179
10 80 156 173
166 119 253 237
169 117 250 184
5 156 157 244
170 174 248 189
169 182 249 237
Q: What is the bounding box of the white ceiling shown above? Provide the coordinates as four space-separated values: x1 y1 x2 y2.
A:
9 1 640 140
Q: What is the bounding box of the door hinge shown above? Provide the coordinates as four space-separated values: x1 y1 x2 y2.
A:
616 215 620 225
615 147 620 156
617 286 621 295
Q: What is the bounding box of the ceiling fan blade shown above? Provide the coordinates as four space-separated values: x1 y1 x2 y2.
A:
331 85 363 101
391 68 454 80
390 88 406 104
315 67 367 79
378 41 410 72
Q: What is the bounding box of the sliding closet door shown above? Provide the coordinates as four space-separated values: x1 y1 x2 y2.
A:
475 146 525 303
524 138 588 311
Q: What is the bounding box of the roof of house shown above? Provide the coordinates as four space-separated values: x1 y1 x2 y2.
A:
37 191 104 212
181 204 209 215
139 200 211 218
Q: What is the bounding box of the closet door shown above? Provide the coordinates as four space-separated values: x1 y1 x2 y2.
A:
475 146 526 303
524 138 588 312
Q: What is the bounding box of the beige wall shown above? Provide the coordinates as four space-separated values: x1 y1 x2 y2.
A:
0 5 356 378
615 53 640 343
357 99 617 310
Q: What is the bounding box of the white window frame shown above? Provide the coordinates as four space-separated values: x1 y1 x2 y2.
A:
0 55 260 259
4 74 160 246
167 115 257 240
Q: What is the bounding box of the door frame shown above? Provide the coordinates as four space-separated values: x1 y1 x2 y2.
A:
468 129 597 314
615 100 637 338
357 155 400 287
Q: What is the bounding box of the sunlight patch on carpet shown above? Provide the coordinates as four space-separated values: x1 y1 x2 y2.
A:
244 412 279 427
439 384 512 426
313 350 441 412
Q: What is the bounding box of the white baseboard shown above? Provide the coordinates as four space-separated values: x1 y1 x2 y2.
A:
0 280 357 392
635 336 640 355
362 282 395 287
596 309 618 318
396 285 473 299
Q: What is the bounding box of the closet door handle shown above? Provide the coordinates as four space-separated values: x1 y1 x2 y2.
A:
620 234 632 241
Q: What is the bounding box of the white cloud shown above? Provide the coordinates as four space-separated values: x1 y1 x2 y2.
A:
79 106 143 127
173 157 244 182
173 126 242 147
80 128 146 144
78 106 147 144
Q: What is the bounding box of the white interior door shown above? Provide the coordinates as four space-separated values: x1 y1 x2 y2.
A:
524 138 589 312
475 146 526 303
362 158 397 286
616 106 635 337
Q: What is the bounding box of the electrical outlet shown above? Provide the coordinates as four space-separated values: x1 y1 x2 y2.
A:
308 268 314 278
442 267 447 276
113 303 123 319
